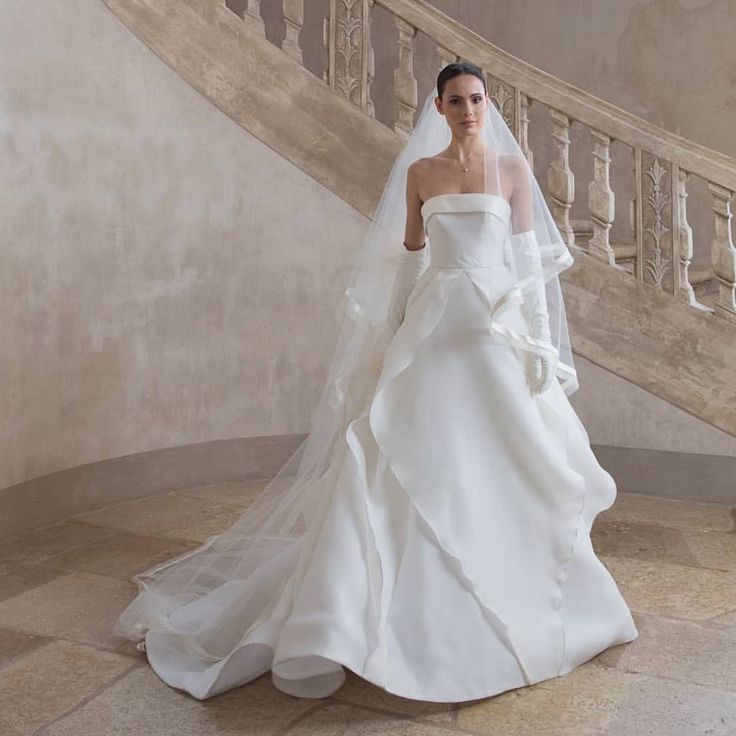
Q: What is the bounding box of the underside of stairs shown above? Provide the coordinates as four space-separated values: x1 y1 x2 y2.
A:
101 0 736 438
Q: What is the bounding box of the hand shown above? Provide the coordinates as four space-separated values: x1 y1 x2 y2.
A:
525 351 555 394
386 244 428 336
509 230 555 394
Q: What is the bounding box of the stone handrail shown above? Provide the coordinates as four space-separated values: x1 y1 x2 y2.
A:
235 0 736 324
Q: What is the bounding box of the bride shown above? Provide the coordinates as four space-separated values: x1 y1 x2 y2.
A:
114 61 638 703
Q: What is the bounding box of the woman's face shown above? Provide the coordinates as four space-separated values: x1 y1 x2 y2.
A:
435 74 489 137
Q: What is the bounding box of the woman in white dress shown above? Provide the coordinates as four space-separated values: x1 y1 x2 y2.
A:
114 61 638 703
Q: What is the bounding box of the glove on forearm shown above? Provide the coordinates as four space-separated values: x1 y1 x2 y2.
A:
386 244 428 336
510 229 551 343
510 229 554 393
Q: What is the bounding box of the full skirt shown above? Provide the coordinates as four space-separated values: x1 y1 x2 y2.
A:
130 264 638 702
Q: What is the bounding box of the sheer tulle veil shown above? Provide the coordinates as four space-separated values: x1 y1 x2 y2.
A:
114 85 579 647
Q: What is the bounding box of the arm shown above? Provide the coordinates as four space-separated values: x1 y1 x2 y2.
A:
385 161 429 335
507 155 554 393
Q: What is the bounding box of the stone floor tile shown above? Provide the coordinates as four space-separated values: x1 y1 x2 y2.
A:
76 493 246 543
0 626 52 667
0 520 118 564
600 555 736 620
0 559 64 602
177 478 272 506
590 518 698 567
40 530 198 581
596 612 736 692
0 571 137 651
605 674 736 736
327 670 455 722
600 493 734 532
454 661 638 736
680 528 736 572
40 667 317 736
0 639 134 736
283 703 460 735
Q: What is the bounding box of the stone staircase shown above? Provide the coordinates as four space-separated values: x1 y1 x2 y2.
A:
101 0 736 437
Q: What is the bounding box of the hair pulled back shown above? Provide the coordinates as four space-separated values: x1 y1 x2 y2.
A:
436 61 487 98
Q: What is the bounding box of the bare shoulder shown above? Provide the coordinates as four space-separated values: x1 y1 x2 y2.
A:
499 152 531 195
407 155 443 192
407 156 435 178
406 157 428 194
498 151 527 178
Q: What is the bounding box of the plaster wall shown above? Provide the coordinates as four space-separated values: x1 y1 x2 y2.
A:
0 0 366 489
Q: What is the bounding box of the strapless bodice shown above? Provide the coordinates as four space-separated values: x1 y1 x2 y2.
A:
421 193 512 269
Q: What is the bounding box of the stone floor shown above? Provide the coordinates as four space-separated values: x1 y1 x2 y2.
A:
0 480 734 736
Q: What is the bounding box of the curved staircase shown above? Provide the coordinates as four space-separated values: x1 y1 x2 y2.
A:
101 0 736 438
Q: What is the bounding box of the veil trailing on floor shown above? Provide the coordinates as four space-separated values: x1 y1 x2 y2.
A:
114 88 579 655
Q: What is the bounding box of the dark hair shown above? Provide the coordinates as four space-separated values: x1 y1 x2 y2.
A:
436 61 487 98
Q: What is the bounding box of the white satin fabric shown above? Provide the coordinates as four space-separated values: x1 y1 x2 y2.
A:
138 193 638 702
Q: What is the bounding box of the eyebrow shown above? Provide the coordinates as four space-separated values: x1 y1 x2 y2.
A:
448 93 483 98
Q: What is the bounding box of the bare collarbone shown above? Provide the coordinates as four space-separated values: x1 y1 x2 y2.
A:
415 150 515 205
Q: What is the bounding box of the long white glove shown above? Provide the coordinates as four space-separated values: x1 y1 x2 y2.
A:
386 244 428 337
510 230 555 394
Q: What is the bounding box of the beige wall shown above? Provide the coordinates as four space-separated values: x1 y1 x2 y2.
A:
571 356 736 457
0 0 367 489
2 0 734 496
427 0 736 157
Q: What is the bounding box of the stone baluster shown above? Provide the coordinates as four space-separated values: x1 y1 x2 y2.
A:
587 129 615 264
517 93 533 169
547 109 575 245
436 44 458 73
642 155 672 290
708 182 736 321
281 0 304 64
489 79 514 130
322 12 330 84
393 16 418 137
633 148 644 281
322 0 374 115
676 169 696 305
364 0 376 118
244 0 265 36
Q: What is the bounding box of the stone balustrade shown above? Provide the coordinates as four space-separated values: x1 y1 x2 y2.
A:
228 0 736 324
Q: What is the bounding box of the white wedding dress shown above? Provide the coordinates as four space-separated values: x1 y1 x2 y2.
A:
119 191 638 702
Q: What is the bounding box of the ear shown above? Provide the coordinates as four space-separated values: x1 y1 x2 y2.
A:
434 96 444 116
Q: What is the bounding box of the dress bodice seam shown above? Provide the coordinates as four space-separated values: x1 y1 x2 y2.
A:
421 191 511 215
421 193 511 232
